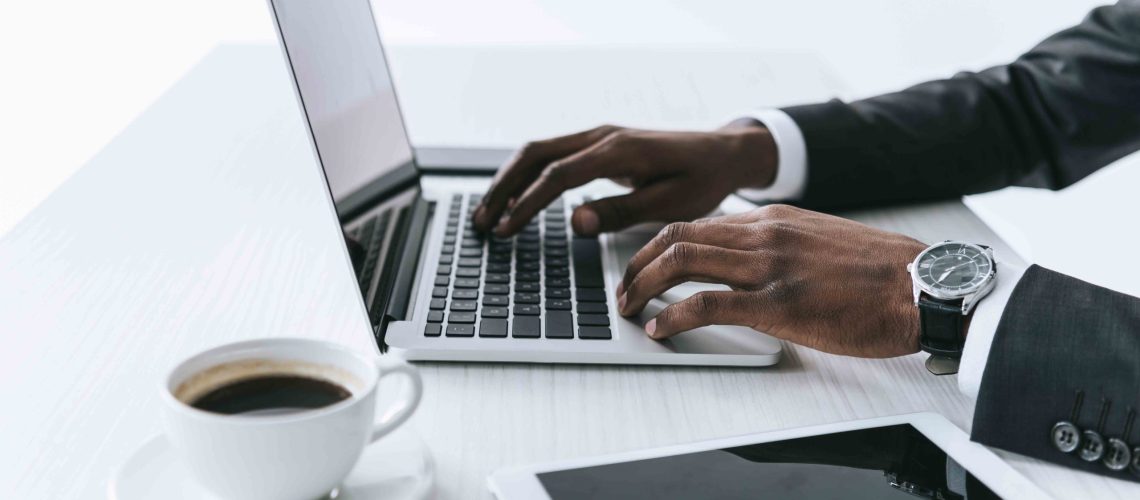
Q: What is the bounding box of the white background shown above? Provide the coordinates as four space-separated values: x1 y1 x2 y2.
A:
2 0 1136 294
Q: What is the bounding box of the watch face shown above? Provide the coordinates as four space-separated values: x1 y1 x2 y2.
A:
913 242 993 297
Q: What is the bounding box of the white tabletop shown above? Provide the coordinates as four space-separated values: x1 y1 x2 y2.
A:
2 44 1136 499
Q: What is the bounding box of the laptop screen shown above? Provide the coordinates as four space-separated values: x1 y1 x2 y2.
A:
270 0 417 219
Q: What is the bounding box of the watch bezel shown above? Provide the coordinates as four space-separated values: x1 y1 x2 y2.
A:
908 241 996 301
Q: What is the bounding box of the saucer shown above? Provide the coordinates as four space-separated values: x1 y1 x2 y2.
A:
108 426 433 500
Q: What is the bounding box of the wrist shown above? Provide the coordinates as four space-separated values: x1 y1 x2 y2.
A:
719 118 778 190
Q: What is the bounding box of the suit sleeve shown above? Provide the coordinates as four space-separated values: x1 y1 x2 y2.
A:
781 1 1140 210
971 265 1140 481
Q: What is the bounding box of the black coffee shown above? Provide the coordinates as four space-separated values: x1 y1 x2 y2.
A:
189 375 352 416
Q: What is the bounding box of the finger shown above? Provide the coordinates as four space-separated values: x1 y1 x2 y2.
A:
475 125 617 231
646 291 760 339
620 222 756 294
572 180 678 236
620 244 756 316
495 134 640 236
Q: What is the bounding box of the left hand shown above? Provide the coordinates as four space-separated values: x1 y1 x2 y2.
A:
618 205 928 358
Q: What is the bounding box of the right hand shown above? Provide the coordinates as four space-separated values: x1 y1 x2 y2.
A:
471 120 780 237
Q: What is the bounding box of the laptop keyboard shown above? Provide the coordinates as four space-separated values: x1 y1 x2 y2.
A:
425 193 612 340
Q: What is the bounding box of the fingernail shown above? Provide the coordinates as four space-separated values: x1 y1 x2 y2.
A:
616 281 625 296
574 207 599 235
618 292 627 312
493 217 510 236
645 318 657 338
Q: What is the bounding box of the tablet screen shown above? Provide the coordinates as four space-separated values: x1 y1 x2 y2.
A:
537 424 999 499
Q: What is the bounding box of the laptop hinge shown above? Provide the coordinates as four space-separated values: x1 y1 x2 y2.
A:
374 194 432 351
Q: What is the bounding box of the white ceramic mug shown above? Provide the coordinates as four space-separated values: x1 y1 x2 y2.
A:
161 338 423 500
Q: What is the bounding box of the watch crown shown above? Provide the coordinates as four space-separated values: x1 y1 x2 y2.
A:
906 263 914 272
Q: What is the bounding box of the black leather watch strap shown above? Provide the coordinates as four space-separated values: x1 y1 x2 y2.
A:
918 295 965 358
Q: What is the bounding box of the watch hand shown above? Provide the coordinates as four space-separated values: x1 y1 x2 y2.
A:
937 262 968 283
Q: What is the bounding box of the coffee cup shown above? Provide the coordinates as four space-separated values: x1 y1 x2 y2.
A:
161 338 422 500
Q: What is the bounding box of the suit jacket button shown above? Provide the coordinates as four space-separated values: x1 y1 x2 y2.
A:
1051 421 1081 453
1103 438 1131 471
1078 430 1106 462
1130 446 1140 477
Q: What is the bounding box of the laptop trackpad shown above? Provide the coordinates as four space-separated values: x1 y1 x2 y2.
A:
610 230 782 357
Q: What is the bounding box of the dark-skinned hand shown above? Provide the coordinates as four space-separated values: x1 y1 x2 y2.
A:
471 120 778 237
617 205 929 358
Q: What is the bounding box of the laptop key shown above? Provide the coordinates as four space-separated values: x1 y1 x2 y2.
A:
450 301 477 312
515 282 540 292
577 302 608 314
545 288 571 299
457 258 481 267
545 299 571 310
427 311 444 323
487 262 511 273
485 284 510 295
572 237 605 288
547 277 570 288
453 289 478 300
488 252 512 263
545 267 569 278
479 318 507 338
579 326 612 340
545 311 574 339
516 272 540 283
456 268 481 278
445 324 475 337
434 276 449 287
578 314 610 326
439 255 454 265
429 299 446 310
459 248 483 258
513 304 541 316
545 257 569 267
514 293 540 304
455 278 480 289
486 273 510 284
576 288 606 302
448 312 476 324
432 287 449 298
516 261 541 272
424 324 442 337
483 295 509 306
482 307 508 319
544 247 568 257
437 265 452 276
512 316 541 338
461 238 482 248
517 251 540 262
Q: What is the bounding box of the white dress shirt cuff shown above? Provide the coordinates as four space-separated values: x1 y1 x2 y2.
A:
735 109 808 202
957 260 1028 399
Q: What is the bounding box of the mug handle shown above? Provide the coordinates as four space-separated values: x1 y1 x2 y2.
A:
369 357 423 443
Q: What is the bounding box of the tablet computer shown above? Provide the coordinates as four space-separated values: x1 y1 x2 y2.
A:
488 413 1045 499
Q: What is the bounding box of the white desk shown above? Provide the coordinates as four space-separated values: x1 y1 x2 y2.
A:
2 45 1136 499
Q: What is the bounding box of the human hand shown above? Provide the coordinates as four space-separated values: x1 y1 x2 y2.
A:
618 205 928 358
471 120 778 237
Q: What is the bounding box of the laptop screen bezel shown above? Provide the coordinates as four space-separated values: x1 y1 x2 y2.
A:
267 0 423 224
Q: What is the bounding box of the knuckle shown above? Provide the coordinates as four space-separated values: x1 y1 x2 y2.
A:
663 242 696 268
689 292 721 316
660 222 691 245
517 141 543 159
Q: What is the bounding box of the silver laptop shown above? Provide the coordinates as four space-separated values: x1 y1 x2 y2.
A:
268 0 781 366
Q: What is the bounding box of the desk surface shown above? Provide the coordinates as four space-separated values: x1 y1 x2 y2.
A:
2 45 1136 499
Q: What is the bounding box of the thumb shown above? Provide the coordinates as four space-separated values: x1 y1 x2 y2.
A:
572 181 675 236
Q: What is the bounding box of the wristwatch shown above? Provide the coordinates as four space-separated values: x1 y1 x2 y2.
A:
907 241 997 375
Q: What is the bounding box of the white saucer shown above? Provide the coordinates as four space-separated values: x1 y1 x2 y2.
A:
108 426 434 500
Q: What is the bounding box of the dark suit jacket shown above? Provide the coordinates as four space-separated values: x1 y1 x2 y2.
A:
779 0 1140 481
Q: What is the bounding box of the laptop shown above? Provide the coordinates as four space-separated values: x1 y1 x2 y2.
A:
268 0 781 366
